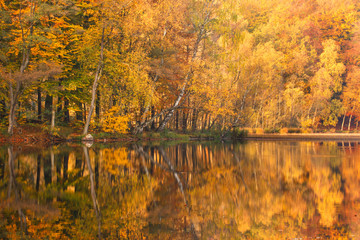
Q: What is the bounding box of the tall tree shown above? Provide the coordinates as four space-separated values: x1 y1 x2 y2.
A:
0 0 62 134
157 0 217 131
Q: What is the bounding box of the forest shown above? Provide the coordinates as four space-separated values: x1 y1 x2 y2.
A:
1 0 360 136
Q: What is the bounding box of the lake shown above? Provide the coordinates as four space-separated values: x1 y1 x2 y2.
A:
1 140 359 239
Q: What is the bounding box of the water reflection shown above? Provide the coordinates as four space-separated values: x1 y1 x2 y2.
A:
83 146 102 239
7 146 28 236
1 141 360 239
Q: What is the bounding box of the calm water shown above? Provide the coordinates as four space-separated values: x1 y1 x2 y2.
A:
1 140 360 239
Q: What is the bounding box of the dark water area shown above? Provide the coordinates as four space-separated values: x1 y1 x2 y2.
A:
1 140 360 239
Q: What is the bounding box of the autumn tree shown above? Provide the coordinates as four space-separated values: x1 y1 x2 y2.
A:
79 0 157 135
308 40 346 127
342 66 360 129
153 0 218 131
0 0 62 134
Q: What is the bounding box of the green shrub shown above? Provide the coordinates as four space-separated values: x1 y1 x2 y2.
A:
264 128 280 133
160 130 190 140
287 128 301 133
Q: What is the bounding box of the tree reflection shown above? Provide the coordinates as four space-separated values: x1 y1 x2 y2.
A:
1 141 360 239
135 144 199 238
7 146 28 236
83 146 102 239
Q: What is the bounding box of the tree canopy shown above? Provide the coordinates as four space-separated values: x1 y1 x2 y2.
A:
1 0 360 134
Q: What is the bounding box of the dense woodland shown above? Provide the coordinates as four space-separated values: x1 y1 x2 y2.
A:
1 0 360 135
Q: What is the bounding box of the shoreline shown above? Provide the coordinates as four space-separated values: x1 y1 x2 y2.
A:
245 133 360 141
3 130 360 147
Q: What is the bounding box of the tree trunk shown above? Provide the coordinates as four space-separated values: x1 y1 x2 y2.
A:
348 114 352 131
219 116 224 131
208 116 219 130
182 110 188 133
159 115 163 128
133 109 166 134
37 88 42 121
76 101 83 121
157 9 211 132
83 26 106 136
51 96 56 130
202 113 208 130
192 109 198 131
8 80 23 134
8 82 17 135
57 96 62 116
96 89 100 123
7 2 32 135
312 107 318 129
45 95 52 122
175 110 179 130
64 98 70 123
157 77 189 131
341 115 345 131
83 103 86 123
51 148 56 184
151 107 156 130
132 102 151 134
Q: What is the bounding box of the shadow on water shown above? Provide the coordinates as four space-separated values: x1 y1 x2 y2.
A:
1 141 360 239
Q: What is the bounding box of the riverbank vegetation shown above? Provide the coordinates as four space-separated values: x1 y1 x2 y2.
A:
0 122 250 144
1 0 360 138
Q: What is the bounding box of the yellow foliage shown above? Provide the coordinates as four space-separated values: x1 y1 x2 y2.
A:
101 106 129 134
301 128 313 133
280 128 288 134
301 118 313 128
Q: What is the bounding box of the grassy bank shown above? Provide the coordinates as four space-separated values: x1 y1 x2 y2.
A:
4 123 360 145
0 123 249 145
